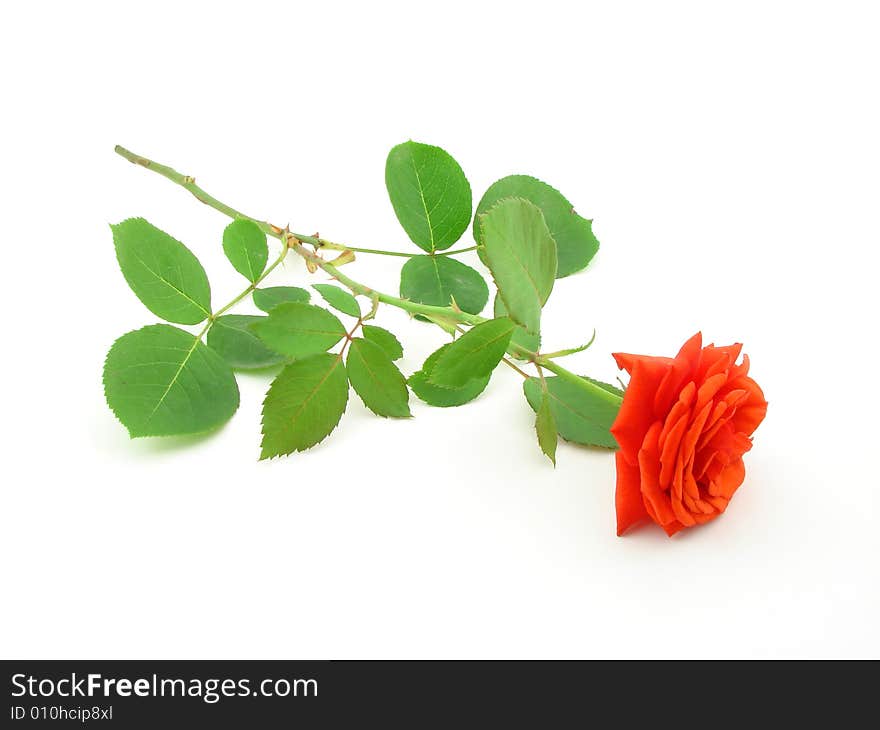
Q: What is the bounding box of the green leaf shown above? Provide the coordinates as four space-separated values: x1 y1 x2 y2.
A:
207 315 286 370
312 283 361 318
535 391 558 466
222 218 268 283
111 217 212 324
253 286 310 312
494 294 540 356
385 140 472 252
260 353 348 459
362 325 403 361
346 338 411 418
250 302 346 359
399 255 488 315
428 317 515 388
523 376 620 449
408 343 490 407
478 198 557 335
103 324 239 437
474 175 599 278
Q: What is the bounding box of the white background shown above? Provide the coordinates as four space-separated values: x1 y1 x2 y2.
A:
2 1 877 659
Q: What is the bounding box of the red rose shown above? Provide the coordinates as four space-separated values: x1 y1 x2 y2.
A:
611 333 767 536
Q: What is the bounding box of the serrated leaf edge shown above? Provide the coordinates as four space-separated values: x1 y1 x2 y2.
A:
259 354 349 459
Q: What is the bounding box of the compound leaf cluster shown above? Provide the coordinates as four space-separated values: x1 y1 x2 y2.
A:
105 141 610 465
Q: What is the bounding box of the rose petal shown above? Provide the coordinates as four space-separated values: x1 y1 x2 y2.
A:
672 451 686 501
703 343 742 375
703 400 728 432
692 511 718 525
703 421 738 455
612 352 672 375
697 412 731 452
638 422 678 527
659 414 689 489
694 498 716 515
682 400 713 465
705 494 729 512
651 333 703 415
683 469 701 500
670 493 697 526
699 347 733 381
729 353 751 379
659 383 696 452
734 403 768 436
610 358 671 462
710 457 746 499
723 388 749 410
662 519 686 537
615 451 648 536
694 447 718 481
675 332 704 363
695 372 728 412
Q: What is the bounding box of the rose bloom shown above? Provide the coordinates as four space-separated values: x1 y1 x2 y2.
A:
611 333 767 536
